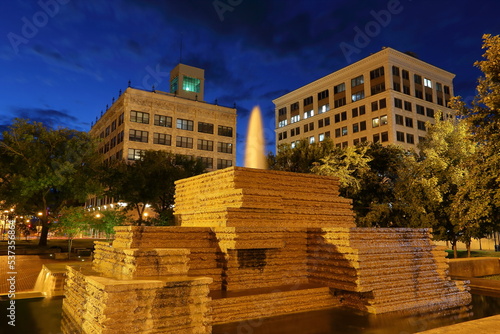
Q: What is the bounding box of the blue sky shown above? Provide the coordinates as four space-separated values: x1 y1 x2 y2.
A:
1 0 499 165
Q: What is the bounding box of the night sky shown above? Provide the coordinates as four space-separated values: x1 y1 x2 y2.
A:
1 0 499 165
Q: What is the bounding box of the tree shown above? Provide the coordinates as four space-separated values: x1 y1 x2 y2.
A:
451 34 500 250
311 145 372 198
394 113 475 258
354 143 408 227
55 206 91 259
93 208 128 240
0 119 102 246
100 150 206 225
267 138 334 173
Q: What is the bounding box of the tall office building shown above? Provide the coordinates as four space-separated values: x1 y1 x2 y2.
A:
273 47 455 150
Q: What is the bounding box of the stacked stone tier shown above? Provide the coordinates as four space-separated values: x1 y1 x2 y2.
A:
174 167 355 228
308 227 471 314
62 266 212 334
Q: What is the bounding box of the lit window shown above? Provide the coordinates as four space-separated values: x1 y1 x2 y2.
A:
424 78 432 88
351 91 365 102
372 118 380 128
291 115 300 123
309 136 315 144
319 133 325 142
278 120 288 128
182 76 200 92
170 76 178 93
319 104 330 114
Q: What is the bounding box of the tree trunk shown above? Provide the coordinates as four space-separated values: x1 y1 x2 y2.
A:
452 239 458 258
68 239 73 260
38 221 49 247
466 241 471 258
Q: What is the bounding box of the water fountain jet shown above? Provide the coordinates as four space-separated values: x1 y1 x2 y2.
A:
244 106 267 169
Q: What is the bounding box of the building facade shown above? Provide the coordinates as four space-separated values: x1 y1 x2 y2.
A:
87 64 237 209
273 47 455 150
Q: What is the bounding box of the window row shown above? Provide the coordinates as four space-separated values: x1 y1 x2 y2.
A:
394 98 436 118
129 111 233 137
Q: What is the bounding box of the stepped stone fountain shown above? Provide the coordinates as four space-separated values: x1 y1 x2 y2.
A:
62 166 471 333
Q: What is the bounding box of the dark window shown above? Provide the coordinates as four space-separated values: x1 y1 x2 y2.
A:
335 128 341 138
334 114 341 123
371 101 379 112
426 108 435 118
154 115 172 127
414 74 422 85
117 130 124 144
371 83 385 95
406 133 415 144
198 122 214 134
403 85 410 95
334 97 346 108
153 133 171 145
405 117 413 128
217 159 233 169
197 139 214 151
217 142 233 154
416 105 425 115
105 126 110 137
444 86 450 95
359 105 366 115
417 120 426 131
404 101 412 111
396 131 405 142
111 120 117 132
318 119 324 128
291 102 299 111
303 96 313 106
278 107 287 116
392 66 400 76
370 66 385 79
318 89 329 100
415 89 423 99
395 114 404 125
324 117 330 126
352 107 359 118
360 121 366 131
379 98 387 109
395 98 403 108
425 93 433 102
393 82 401 92
129 129 148 143
218 125 233 137
381 131 389 142
200 157 213 169
373 134 380 143
130 110 150 124
176 136 193 148
118 113 124 125
402 70 409 80
353 123 359 133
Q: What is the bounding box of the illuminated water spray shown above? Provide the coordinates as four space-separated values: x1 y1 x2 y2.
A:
244 106 267 169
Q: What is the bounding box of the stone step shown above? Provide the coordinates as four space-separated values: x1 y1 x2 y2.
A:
210 284 340 324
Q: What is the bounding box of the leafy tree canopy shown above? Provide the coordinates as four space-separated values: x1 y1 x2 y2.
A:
0 118 102 246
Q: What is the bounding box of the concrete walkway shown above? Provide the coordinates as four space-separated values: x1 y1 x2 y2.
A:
419 314 500 333
0 255 62 294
